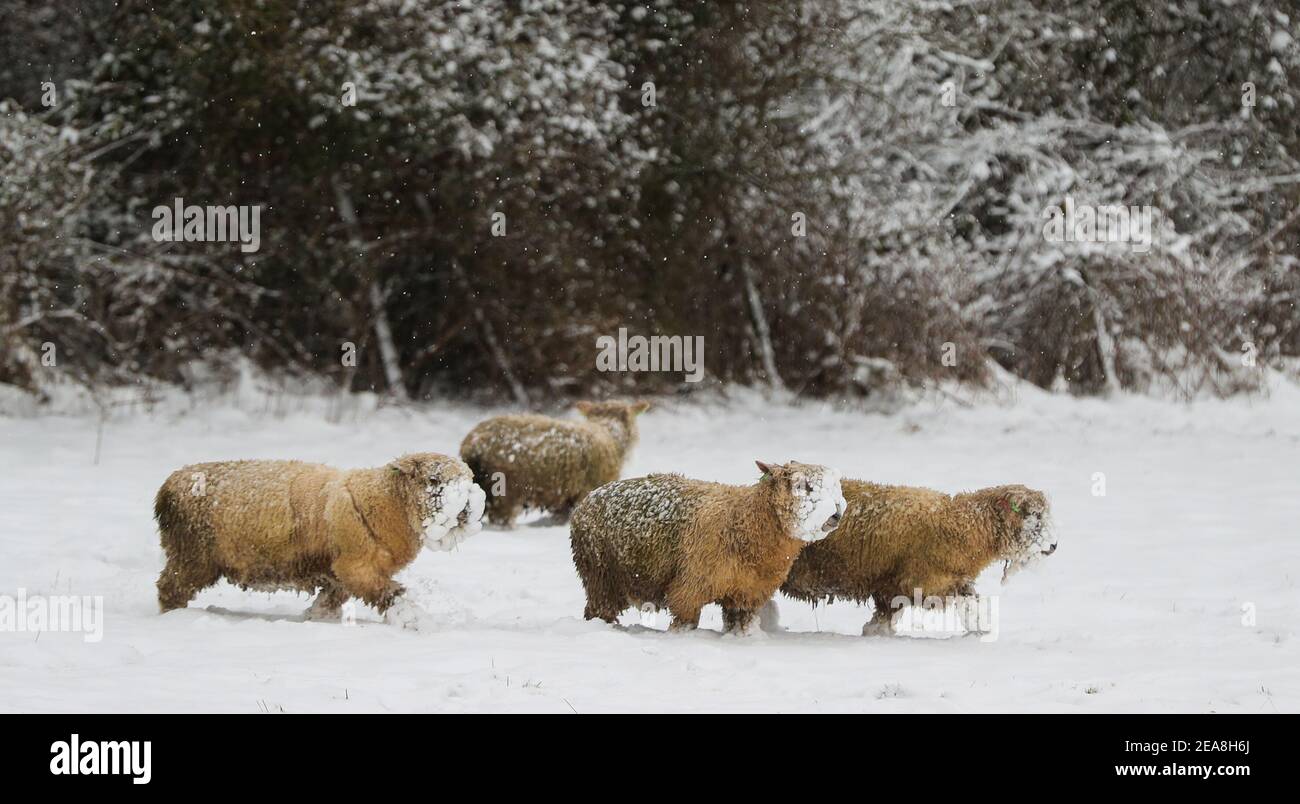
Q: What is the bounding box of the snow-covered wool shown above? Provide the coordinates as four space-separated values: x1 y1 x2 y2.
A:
459 400 648 526
569 461 847 634
154 453 483 622
774 481 1055 635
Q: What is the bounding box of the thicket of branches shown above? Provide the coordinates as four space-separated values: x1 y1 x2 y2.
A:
2 0 1297 404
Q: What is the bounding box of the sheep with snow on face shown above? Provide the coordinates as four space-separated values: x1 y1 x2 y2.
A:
459 400 649 527
769 481 1056 636
154 453 485 628
569 461 847 635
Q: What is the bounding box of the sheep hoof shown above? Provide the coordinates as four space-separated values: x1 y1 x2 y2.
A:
304 603 342 623
861 621 894 637
383 599 433 631
725 623 768 639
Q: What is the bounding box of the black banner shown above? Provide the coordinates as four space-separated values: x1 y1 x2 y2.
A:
3 714 1286 790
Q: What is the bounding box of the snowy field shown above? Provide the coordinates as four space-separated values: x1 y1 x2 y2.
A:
1 379 1298 713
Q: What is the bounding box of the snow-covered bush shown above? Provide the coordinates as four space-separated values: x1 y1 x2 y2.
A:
0 106 96 395
1 0 1296 402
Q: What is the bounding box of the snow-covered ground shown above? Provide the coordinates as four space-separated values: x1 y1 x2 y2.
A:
2 378 1297 713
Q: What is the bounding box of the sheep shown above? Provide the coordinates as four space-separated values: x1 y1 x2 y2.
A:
459 400 649 527
569 461 847 635
153 452 485 628
769 481 1056 636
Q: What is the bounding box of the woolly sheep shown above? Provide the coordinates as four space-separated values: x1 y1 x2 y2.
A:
154 452 485 627
569 461 847 634
770 481 1056 635
460 400 649 527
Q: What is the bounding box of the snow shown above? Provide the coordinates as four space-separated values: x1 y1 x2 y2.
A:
1 379 1298 712
421 472 484 552
788 465 846 542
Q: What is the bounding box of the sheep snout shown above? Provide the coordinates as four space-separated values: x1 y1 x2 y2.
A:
1026 513 1058 557
792 468 846 543
422 474 485 551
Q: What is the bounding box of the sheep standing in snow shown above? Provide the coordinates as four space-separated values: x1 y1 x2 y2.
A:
459 400 649 527
569 461 847 634
154 453 485 627
771 481 1055 635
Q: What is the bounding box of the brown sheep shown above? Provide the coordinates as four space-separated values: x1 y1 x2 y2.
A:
153 452 485 627
770 481 1056 636
459 400 649 527
569 461 847 635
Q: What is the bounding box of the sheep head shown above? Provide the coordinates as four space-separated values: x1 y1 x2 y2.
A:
575 399 650 448
575 399 650 421
389 453 486 551
990 485 1056 584
755 460 847 542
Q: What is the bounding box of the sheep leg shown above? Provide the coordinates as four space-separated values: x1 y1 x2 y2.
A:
580 578 624 624
575 558 625 623
331 561 433 630
331 558 404 613
665 584 707 631
583 602 622 624
954 585 990 635
957 596 984 634
544 498 579 525
305 583 350 621
667 614 700 632
721 605 760 636
861 593 896 637
156 557 221 613
485 494 522 528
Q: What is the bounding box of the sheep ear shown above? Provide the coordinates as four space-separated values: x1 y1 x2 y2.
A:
756 460 775 477
390 456 420 476
575 401 594 415
632 400 650 414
